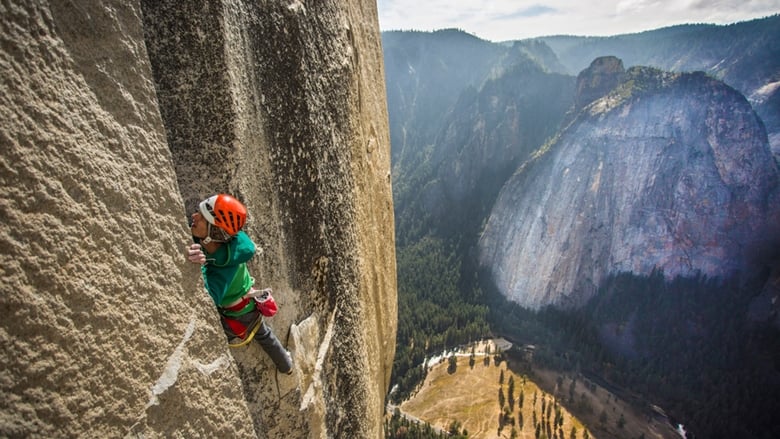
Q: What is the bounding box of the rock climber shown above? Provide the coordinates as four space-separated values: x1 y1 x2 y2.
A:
186 193 293 374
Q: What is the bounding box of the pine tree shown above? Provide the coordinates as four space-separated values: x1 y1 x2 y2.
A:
508 375 516 410
518 411 524 430
599 409 608 426
568 379 576 403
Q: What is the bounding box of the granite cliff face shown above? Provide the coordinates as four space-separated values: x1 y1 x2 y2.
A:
573 56 626 111
1 1 396 438
479 57 780 309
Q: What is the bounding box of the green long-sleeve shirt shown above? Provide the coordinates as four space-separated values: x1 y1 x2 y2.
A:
197 231 255 309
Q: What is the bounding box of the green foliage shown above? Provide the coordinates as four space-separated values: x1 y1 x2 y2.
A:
487 269 780 439
582 272 780 439
508 375 516 410
385 408 448 438
447 355 458 374
390 236 490 402
448 420 465 436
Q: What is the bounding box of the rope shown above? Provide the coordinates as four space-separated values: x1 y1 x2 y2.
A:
228 318 264 348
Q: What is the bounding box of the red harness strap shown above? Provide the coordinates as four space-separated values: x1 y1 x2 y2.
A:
220 297 255 339
221 297 251 313
224 318 250 339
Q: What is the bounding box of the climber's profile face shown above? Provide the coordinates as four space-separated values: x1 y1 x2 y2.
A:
190 211 208 239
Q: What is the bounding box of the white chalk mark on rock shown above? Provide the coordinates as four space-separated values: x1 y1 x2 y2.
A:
300 307 336 412
146 318 196 407
193 354 230 375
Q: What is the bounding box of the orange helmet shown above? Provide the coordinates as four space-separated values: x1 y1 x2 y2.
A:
198 194 247 236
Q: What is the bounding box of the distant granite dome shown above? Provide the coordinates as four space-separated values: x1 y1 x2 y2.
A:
479 58 780 310
574 56 626 110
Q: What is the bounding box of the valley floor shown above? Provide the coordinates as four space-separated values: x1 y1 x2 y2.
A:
393 339 682 439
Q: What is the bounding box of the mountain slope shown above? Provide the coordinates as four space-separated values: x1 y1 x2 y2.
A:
537 15 780 88
382 30 506 175
397 59 575 245
383 29 575 209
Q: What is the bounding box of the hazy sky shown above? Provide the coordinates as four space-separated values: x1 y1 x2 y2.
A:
376 0 780 41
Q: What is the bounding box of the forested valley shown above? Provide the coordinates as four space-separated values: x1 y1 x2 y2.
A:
385 15 780 439
486 270 780 438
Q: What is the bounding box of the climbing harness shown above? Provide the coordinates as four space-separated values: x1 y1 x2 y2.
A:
223 288 277 348
228 317 264 348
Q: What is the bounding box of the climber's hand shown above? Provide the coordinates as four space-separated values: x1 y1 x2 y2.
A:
187 243 206 265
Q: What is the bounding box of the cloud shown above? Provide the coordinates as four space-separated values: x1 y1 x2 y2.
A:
686 0 780 14
376 0 780 41
615 0 660 14
501 4 559 19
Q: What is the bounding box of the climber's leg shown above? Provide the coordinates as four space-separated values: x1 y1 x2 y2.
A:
254 321 293 374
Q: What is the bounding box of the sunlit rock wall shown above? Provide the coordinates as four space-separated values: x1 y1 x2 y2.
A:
1 0 396 438
0 1 254 437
